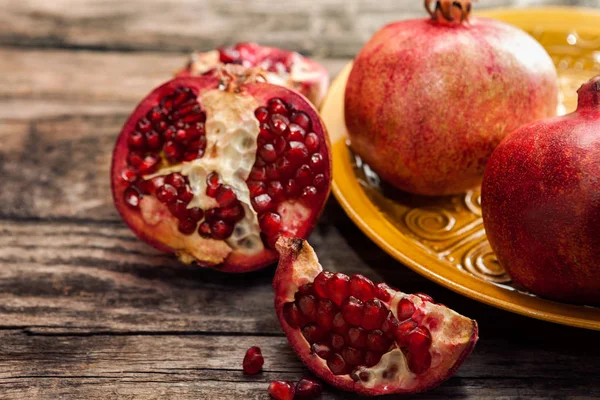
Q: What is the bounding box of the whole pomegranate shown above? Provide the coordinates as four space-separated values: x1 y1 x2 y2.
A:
177 42 330 108
111 68 331 272
482 76 600 305
344 0 558 196
273 238 478 395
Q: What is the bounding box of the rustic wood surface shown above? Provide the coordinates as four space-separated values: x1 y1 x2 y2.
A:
1 1 600 399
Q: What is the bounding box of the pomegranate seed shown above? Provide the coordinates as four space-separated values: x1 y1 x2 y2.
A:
124 187 141 208
415 292 434 303
178 218 197 235
178 185 194 204
268 381 295 400
305 133 320 153
148 106 164 123
298 294 317 321
174 129 188 143
301 186 318 202
331 334 345 351
219 203 244 222
182 110 206 124
266 163 280 180
215 185 237 207
347 327 367 348
327 353 348 375
169 200 189 219
301 324 326 344
163 141 182 162
137 118 152 133
311 342 332 359
268 98 288 115
165 173 186 190
326 273 350 306
205 208 218 221
332 312 349 334
259 212 282 237
314 271 333 298
287 141 309 165
206 171 220 188
397 298 416 321
406 327 432 352
367 330 392 353
255 106 270 123
342 347 365 366
128 152 143 167
315 299 336 331
271 118 289 136
248 181 267 197
183 149 204 161
252 193 273 213
273 136 287 155
298 283 314 295
277 157 293 176
283 302 306 328
128 131 145 149
313 174 326 190
291 111 311 131
260 144 277 163
341 296 364 327
198 221 212 238
164 126 176 141
219 47 240 63
250 166 267 181
267 181 285 201
380 311 400 340
156 184 178 204
138 154 160 174
211 220 234 240
375 283 393 301
146 131 161 150
121 168 138 183
408 350 432 374
186 124 205 141
309 153 325 172
242 346 264 375
365 351 382 368
395 319 418 346
188 207 204 221
295 164 314 186
287 124 306 142
362 299 387 330
349 274 375 302
295 377 322 399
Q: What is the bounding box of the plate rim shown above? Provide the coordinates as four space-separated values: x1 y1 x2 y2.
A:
323 7 600 330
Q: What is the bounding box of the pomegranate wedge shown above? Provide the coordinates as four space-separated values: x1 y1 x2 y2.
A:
273 238 478 395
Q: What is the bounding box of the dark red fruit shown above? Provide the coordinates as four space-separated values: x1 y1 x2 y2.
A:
268 381 295 400
295 377 323 399
273 238 479 396
242 346 264 375
111 75 331 272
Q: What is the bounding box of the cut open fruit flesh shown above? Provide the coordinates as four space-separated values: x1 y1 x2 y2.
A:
273 238 478 395
111 77 331 272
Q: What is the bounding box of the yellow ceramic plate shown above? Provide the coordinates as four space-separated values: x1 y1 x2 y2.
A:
322 7 600 330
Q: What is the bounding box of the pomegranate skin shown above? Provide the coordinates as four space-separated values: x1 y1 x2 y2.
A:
345 17 558 196
482 76 600 305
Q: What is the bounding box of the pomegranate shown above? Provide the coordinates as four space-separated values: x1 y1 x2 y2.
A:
243 346 264 375
111 70 331 272
344 0 558 196
268 381 295 400
273 238 478 395
295 377 323 398
482 76 600 305
177 42 329 108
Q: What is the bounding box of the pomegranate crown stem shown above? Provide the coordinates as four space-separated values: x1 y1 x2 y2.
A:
425 0 474 24
216 64 268 93
576 75 600 110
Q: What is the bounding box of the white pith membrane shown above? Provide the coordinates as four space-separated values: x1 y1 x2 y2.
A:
276 239 476 393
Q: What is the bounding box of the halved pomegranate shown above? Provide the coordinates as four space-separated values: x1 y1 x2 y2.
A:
177 42 329 108
111 72 331 272
273 238 478 395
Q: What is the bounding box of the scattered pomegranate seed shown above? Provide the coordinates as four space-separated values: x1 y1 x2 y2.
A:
242 346 264 375
268 381 295 400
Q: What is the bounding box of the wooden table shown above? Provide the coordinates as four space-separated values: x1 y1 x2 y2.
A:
1 1 599 398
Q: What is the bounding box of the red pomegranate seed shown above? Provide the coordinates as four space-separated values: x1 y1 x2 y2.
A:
331 334 345 351
312 342 332 359
128 152 143 167
302 324 326 344
146 131 161 150
183 148 202 161
178 185 194 204
259 212 282 237
206 171 220 188
138 154 160 174
242 346 264 375
298 294 317 321
295 164 314 186
342 347 365 366
121 168 138 183
250 166 267 181
198 221 212 238
267 181 285 201
415 292 434 303
305 133 320 153
156 184 178 204
219 203 244 222
341 296 364 327
397 298 416 321
255 106 270 123
291 111 311 131
287 124 306 142
313 174 326 190
332 312 349 335
301 186 318 202
268 381 295 400
128 131 145 149
327 353 348 375
268 98 288 115
314 271 333 298
408 350 432 374
215 185 237 207
375 283 393 301
166 173 186 190
188 207 204 221
287 141 309 165
295 377 322 399
309 153 325 172
252 193 274 213
271 118 289 136
326 273 350 306
211 220 234 240
380 311 400 340
283 302 306 329
347 327 367 348
367 330 392 353
137 118 152 133
186 123 205 141
260 144 277 163
406 327 432 352
349 274 375 302
315 299 336 331
362 299 387 330
178 218 197 235
124 187 141 208
205 208 218 221
298 283 314 295
248 181 267 197
163 141 182 162
174 129 187 143
395 319 418 346
266 163 280 180
277 157 293 176
273 136 287 155
169 200 189 219
182 110 205 124
365 351 383 368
